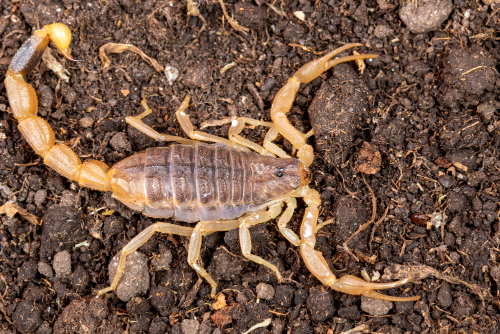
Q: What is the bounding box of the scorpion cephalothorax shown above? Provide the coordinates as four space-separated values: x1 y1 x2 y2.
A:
4 23 420 302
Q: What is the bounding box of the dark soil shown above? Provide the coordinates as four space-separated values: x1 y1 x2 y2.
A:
1 0 500 333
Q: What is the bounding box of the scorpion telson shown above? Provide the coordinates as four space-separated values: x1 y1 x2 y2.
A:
5 23 420 302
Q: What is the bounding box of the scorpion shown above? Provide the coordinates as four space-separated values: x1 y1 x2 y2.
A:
4 23 420 302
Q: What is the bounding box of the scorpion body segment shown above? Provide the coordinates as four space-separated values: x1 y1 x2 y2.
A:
5 23 420 302
110 144 306 222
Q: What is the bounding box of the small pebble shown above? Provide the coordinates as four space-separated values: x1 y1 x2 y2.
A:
438 174 453 187
152 250 172 271
38 262 54 278
34 189 47 207
360 296 393 316
449 252 460 262
256 282 275 300
59 190 78 207
181 319 200 334
399 0 452 33
79 117 94 128
373 25 394 38
53 250 72 278
165 65 179 86
110 132 132 152
108 251 150 302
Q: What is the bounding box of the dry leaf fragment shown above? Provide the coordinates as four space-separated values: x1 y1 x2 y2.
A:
99 43 163 72
293 11 305 21
353 50 366 74
42 48 70 83
0 203 40 225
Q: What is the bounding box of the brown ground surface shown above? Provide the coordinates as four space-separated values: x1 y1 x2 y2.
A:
1 0 500 333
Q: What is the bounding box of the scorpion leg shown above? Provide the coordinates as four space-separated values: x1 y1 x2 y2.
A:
239 203 284 282
126 99 197 145
97 223 194 296
187 219 241 298
175 95 250 151
296 186 420 302
276 197 300 246
270 44 378 167
228 118 275 156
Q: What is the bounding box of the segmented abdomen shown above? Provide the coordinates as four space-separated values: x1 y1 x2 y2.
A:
142 144 255 222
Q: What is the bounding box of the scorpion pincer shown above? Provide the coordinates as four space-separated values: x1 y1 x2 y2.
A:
4 23 420 302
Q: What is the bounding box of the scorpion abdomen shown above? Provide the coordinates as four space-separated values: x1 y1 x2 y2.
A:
109 144 302 223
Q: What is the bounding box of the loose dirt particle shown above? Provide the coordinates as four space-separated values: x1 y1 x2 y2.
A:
399 0 453 33
360 296 393 316
108 251 150 302
13 300 42 333
256 282 275 300
308 64 371 168
38 262 53 278
181 319 200 334
110 132 132 152
152 250 172 271
53 250 71 278
437 282 452 308
40 206 86 261
354 142 381 175
79 116 94 128
306 286 335 322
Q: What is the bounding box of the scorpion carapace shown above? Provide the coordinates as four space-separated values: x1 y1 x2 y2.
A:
5 23 420 302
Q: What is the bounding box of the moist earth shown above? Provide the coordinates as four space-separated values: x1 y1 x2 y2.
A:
1 0 500 333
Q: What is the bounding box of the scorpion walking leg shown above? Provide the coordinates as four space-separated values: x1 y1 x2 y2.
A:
298 187 420 302
97 223 194 296
239 203 284 282
126 99 197 145
270 44 378 167
228 117 275 156
175 95 250 151
187 219 241 298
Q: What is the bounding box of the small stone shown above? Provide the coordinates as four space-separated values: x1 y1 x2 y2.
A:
437 282 452 308
491 266 500 282
79 117 94 128
110 132 132 152
59 190 78 207
53 251 72 278
360 296 393 316
108 251 150 302
438 174 453 187
35 322 52 334
373 25 394 38
34 189 47 207
181 319 200 334
165 65 179 86
256 282 275 300
38 262 54 278
449 252 460 262
477 102 496 122
399 0 453 33
151 250 172 271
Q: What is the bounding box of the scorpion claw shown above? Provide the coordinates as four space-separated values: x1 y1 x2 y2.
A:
329 275 420 302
